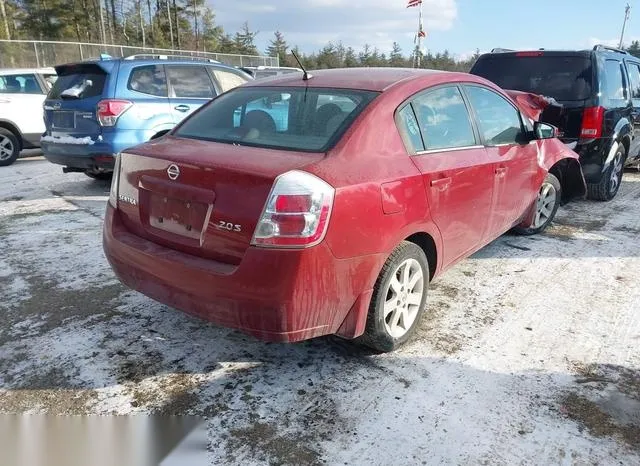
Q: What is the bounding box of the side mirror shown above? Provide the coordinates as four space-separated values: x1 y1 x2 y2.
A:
150 129 171 140
534 121 557 139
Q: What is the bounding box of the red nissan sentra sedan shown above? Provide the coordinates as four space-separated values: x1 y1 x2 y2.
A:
103 68 586 352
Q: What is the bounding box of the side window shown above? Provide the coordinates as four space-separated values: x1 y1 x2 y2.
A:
168 65 216 98
212 69 248 92
413 86 476 150
128 65 167 97
464 86 523 146
397 105 424 152
626 62 640 101
603 60 627 101
42 74 58 91
0 74 41 94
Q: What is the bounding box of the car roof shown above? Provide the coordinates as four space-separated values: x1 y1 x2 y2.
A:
241 67 472 92
58 57 242 73
0 67 56 75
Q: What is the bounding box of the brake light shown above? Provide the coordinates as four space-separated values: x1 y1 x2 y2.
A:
516 51 544 57
581 106 605 138
252 170 335 248
108 153 121 208
97 99 132 126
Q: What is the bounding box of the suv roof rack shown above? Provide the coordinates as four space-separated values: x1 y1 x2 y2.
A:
491 48 515 53
123 54 221 63
592 44 629 55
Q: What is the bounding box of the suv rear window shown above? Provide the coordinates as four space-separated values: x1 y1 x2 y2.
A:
175 87 378 152
48 64 106 100
471 55 593 101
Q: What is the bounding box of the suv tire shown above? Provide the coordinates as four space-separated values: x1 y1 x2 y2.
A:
84 170 113 181
587 144 625 201
0 128 20 167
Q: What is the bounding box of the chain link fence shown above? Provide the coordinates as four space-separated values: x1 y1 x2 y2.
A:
0 40 279 69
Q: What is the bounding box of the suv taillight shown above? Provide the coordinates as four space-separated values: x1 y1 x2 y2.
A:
97 99 132 126
580 106 605 138
251 170 335 248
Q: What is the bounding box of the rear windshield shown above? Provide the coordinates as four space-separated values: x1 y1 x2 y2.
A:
471 55 593 101
48 64 107 100
175 87 379 152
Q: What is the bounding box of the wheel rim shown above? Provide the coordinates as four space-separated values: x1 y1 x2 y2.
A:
533 182 557 229
383 258 424 339
609 152 624 195
0 135 14 161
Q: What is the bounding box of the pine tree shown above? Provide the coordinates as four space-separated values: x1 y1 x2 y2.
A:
234 22 258 55
628 41 640 59
266 31 288 66
389 42 405 67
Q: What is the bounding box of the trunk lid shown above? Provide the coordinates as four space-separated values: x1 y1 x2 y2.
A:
116 136 324 265
506 90 586 141
43 62 112 139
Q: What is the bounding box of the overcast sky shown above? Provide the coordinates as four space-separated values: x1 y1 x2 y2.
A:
213 0 639 59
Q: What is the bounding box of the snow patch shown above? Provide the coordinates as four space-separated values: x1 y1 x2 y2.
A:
41 135 95 145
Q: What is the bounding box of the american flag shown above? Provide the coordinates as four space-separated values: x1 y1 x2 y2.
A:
407 0 422 8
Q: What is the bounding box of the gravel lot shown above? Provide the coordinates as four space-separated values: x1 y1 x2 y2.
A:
1 156 639 465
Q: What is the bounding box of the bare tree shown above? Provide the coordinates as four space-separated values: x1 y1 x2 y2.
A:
0 0 10 40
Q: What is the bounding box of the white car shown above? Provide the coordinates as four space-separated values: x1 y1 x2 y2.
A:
0 67 57 166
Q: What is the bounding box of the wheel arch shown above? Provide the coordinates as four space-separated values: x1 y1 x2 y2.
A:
0 119 23 150
404 232 438 281
548 158 587 204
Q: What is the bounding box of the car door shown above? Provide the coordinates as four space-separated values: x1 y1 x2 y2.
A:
166 64 217 123
624 60 640 161
0 73 48 137
463 84 540 238
400 85 494 267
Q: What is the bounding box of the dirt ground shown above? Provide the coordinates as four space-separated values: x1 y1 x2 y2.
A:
1 156 639 465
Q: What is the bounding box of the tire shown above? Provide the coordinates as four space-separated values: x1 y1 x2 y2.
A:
358 241 429 353
0 128 20 167
513 173 562 236
587 144 625 201
84 170 113 181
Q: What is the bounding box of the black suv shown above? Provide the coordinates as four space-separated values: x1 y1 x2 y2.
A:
470 45 640 201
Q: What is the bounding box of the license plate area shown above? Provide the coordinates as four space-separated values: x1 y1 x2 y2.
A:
52 111 75 129
148 193 209 240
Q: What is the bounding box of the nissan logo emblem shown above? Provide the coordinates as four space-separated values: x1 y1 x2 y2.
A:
167 164 180 180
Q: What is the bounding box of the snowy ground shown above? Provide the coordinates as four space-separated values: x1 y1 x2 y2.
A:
1 156 639 465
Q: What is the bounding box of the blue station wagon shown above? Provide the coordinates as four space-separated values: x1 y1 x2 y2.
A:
41 55 252 179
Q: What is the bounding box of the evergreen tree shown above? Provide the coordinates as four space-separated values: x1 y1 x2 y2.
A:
233 21 258 55
266 31 288 66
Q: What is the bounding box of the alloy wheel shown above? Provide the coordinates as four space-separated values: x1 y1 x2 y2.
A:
383 258 424 339
0 135 14 161
533 182 557 229
609 152 624 196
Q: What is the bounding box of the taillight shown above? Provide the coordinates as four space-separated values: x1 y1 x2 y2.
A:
580 106 605 138
97 99 132 126
108 153 121 208
252 170 335 248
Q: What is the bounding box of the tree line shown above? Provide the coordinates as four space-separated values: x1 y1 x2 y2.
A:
0 1 639 71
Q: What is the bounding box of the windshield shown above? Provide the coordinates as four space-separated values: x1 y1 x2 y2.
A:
175 87 379 152
471 55 593 101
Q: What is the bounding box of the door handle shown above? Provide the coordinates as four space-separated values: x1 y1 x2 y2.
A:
495 167 508 177
431 177 452 191
174 105 190 112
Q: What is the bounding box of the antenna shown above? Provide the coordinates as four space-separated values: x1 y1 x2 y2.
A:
619 3 631 49
290 50 312 81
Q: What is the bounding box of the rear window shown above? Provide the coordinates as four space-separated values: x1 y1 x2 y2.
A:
175 87 378 152
48 65 106 100
471 55 593 101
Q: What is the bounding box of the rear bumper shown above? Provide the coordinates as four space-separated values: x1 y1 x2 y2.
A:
573 137 615 183
102 204 383 342
41 130 152 170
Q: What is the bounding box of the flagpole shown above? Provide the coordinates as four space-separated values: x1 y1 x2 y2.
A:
417 1 423 68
